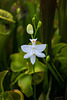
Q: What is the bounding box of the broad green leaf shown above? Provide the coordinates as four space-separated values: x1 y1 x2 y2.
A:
29 59 46 74
0 70 8 94
29 59 47 85
13 89 24 100
0 9 15 23
1 90 24 100
60 46 67 57
32 72 44 85
11 72 21 83
28 59 47 85
55 46 67 74
11 73 25 85
5 91 20 100
18 75 33 97
57 57 67 74
52 43 66 56
0 24 10 66
38 93 45 100
0 24 5 33
10 52 29 72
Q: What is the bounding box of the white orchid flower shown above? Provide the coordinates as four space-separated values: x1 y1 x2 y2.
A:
21 39 46 65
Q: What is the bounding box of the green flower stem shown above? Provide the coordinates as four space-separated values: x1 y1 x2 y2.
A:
34 29 38 38
33 64 36 100
34 23 36 31
31 34 34 39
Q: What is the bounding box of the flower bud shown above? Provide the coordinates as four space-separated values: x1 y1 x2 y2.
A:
26 24 33 34
46 55 50 62
32 17 35 25
17 8 21 14
34 14 36 17
14 3 17 8
37 21 42 29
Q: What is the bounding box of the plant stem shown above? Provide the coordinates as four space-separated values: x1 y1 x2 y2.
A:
33 64 36 100
31 34 34 39
34 29 37 39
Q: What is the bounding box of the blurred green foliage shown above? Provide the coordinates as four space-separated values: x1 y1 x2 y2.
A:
0 0 67 100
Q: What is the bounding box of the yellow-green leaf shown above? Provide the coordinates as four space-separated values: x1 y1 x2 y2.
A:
52 43 66 57
18 75 33 97
2 90 24 100
29 59 46 74
0 9 15 23
13 89 24 100
57 57 67 74
10 52 28 72
60 46 67 57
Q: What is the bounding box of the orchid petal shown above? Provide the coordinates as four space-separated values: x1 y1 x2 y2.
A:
35 44 46 52
35 50 46 58
21 45 32 53
29 38 37 42
30 55 36 65
24 52 33 58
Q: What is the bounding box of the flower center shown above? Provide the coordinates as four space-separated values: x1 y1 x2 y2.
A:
32 47 35 55
32 40 35 43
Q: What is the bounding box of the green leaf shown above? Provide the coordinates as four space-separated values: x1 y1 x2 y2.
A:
52 43 66 56
0 9 15 23
10 52 29 72
29 59 47 85
1 90 24 100
13 90 24 100
57 57 67 74
0 24 10 64
11 72 21 83
0 70 8 94
18 75 33 97
0 24 6 33
43 59 61 84
29 59 46 74
5 91 20 100
60 46 67 57
11 73 25 85
32 72 44 85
